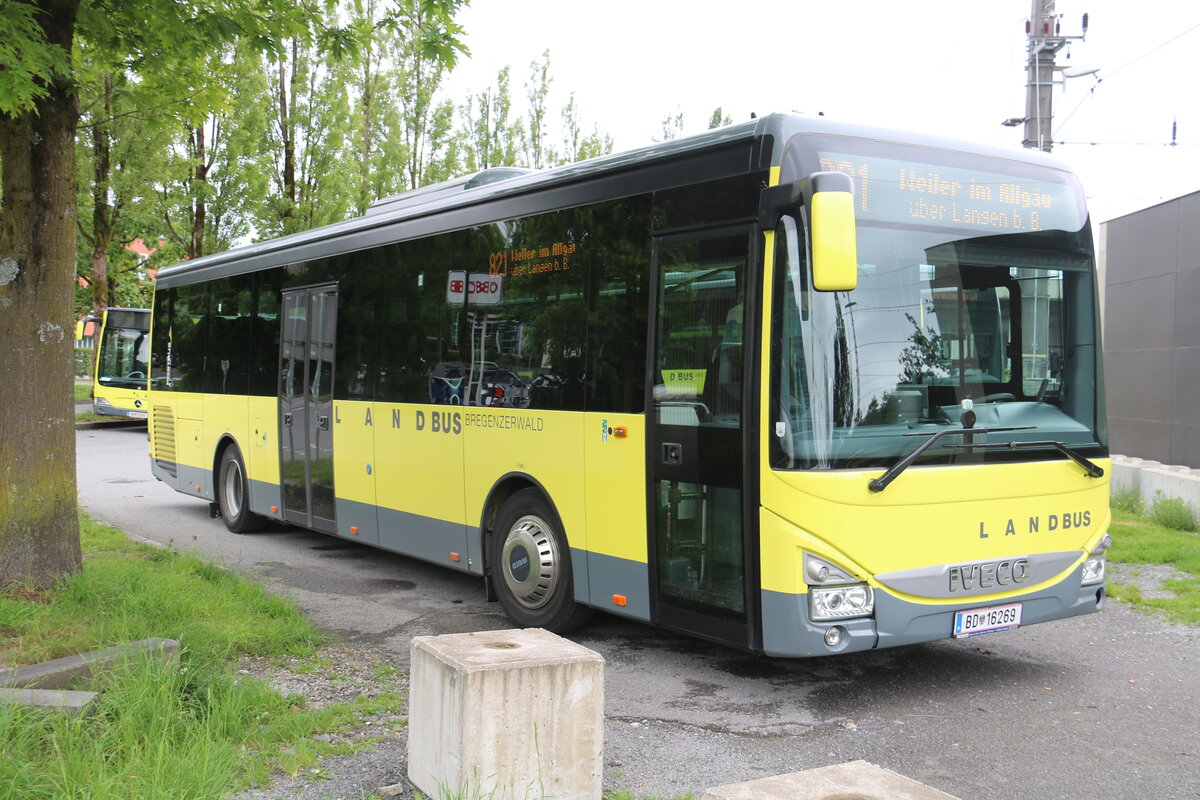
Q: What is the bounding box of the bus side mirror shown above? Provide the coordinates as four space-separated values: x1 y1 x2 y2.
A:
808 171 858 292
758 171 859 292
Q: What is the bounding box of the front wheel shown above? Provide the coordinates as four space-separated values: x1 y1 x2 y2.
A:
218 446 266 534
490 488 592 633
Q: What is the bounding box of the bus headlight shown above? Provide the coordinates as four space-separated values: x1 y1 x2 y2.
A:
1081 556 1106 585
810 584 874 621
94 397 112 407
1082 533 1110 585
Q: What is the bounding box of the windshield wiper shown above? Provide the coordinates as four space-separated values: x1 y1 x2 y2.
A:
863 424 1104 493
868 426 1034 493
945 439 1105 480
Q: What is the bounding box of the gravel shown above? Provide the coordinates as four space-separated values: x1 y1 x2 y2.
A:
229 644 415 800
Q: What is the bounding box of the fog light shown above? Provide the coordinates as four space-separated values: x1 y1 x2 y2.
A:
824 626 844 648
810 584 874 621
1082 555 1106 585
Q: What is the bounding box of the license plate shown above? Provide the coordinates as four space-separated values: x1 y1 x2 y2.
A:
128 411 148 419
953 602 1022 638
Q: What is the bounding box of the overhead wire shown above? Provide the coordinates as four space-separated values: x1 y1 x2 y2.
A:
1053 22 1200 139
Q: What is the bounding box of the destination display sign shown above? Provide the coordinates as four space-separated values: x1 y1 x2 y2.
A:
817 150 1084 234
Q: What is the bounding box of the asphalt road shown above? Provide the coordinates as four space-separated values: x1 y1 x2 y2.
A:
77 426 1199 800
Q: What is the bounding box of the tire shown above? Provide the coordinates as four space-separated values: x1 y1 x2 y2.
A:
217 446 266 534
489 488 593 633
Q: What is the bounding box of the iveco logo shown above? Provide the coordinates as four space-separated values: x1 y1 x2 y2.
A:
949 558 1031 593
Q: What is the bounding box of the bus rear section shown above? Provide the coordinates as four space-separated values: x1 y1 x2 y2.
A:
93 307 150 419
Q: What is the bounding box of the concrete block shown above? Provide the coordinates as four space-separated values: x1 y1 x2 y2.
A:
408 628 604 800
700 760 961 800
1113 454 1200 515
0 638 179 690
0 687 100 716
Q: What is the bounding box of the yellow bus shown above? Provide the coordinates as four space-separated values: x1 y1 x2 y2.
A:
93 307 150 420
148 114 1110 656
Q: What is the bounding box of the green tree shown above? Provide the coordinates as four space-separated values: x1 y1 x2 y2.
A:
659 109 685 142
558 92 612 165
0 0 309 590
708 107 733 129
523 49 555 169
461 66 523 171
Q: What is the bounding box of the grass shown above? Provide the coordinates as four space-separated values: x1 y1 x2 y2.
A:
0 512 402 800
1107 507 1200 626
75 411 107 423
73 382 93 401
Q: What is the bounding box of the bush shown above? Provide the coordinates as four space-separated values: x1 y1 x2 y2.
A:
1149 492 1198 532
74 347 94 377
1111 486 1143 514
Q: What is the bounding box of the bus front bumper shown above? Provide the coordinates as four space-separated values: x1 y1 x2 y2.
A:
761 563 1105 658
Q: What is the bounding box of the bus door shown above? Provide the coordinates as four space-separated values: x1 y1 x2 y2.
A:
279 285 338 534
649 228 756 648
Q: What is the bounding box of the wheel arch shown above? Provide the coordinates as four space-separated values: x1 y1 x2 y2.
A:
478 472 566 578
211 433 242 481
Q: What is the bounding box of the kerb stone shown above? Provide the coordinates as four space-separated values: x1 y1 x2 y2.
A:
0 638 179 690
700 760 962 800
0 688 100 716
408 628 604 800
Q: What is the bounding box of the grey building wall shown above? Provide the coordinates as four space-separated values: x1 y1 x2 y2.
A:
1102 190 1200 467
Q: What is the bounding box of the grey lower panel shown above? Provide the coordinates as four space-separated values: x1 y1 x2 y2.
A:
584 550 651 622
95 404 142 418
875 564 1103 650
249 478 282 521
150 458 177 487
569 548 590 605
377 505 473 574
176 463 213 502
760 591 877 658
761 564 1104 658
333 497 378 548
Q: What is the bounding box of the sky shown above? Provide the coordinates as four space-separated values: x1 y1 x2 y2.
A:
441 0 1200 225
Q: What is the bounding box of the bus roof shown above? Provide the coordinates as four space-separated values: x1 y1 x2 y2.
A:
155 113 1077 289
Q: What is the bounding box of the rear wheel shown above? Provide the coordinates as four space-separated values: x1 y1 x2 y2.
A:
218 446 266 534
490 488 592 633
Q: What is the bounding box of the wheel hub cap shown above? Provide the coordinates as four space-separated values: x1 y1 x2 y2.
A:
500 515 559 610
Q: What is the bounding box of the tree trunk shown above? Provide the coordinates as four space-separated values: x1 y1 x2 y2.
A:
189 125 207 259
278 38 297 226
0 0 83 589
89 72 114 315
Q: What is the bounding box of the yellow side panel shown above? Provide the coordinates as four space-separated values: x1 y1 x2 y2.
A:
176 395 204 424
462 409 586 549
333 400 377 507
170 392 205 469
760 506 822 595
246 396 279 485
176 418 204 472
583 412 647 563
202 394 250 467
374 404 467 524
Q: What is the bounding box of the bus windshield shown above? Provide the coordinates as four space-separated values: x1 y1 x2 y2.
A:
771 143 1105 471
97 312 150 390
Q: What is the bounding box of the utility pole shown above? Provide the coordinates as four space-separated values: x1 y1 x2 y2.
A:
1018 0 1088 151
1024 0 1060 151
